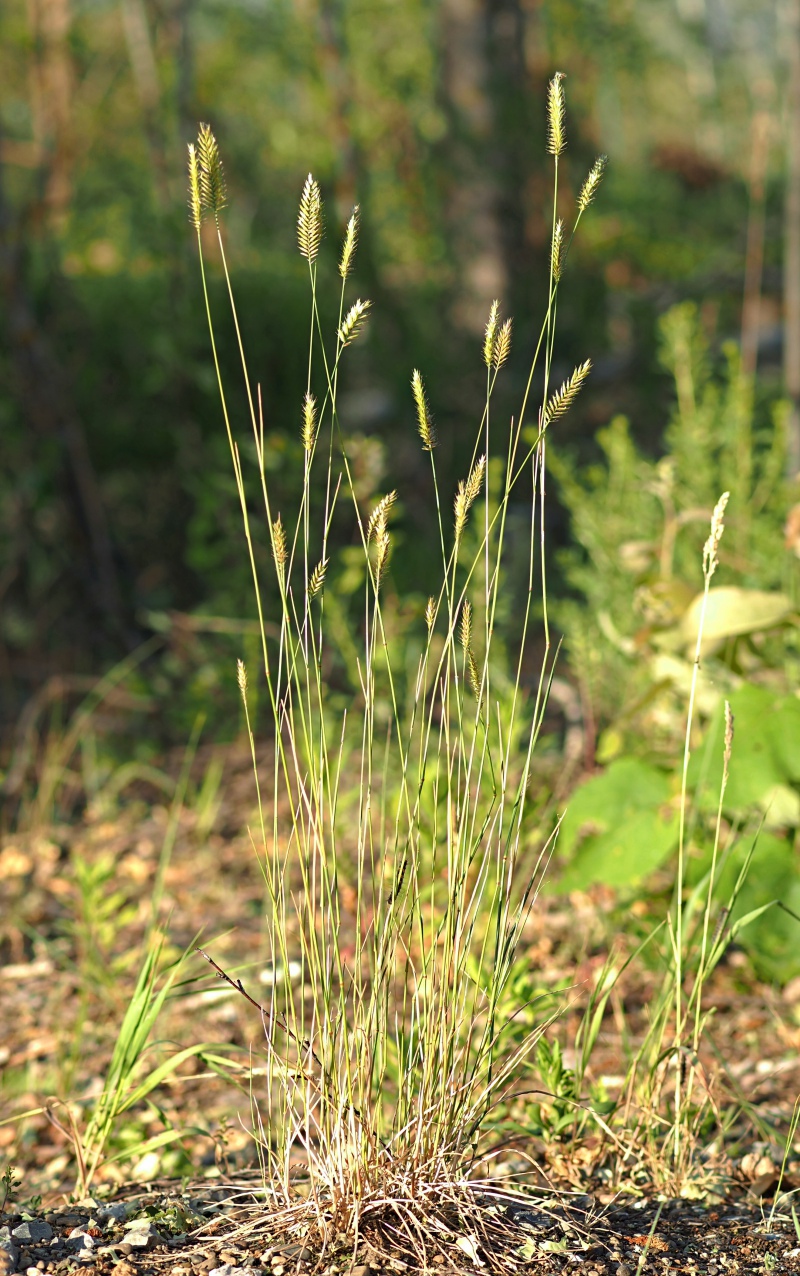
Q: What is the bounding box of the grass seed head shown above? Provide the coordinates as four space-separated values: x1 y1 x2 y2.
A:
236 658 247 699
197 123 226 221
703 491 729 580
578 154 607 211
308 558 328 598
411 369 436 450
302 392 317 451
339 206 360 279
492 318 512 371
298 174 323 263
367 491 397 544
187 142 202 231
551 218 564 282
454 455 486 542
338 298 371 346
547 72 566 157
483 300 500 368
467 648 481 699
425 596 436 632
542 359 592 430
272 516 287 587
460 599 472 653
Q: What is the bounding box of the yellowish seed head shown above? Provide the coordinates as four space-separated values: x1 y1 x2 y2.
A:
551 219 564 282
492 318 512 371
339 206 359 279
197 123 227 221
703 491 729 581
309 558 328 598
547 72 566 157
542 360 592 430
302 392 317 451
578 155 607 212
298 174 323 263
272 516 287 587
338 298 371 346
411 369 436 450
187 142 202 232
460 599 472 653
425 596 436 632
483 300 500 368
454 455 486 542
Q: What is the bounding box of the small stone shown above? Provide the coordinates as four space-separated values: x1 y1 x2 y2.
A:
121 1221 163 1250
110 1264 137 1276
616 1267 633 1276
350 1267 370 1276
12 1223 54 1246
66 1230 94 1253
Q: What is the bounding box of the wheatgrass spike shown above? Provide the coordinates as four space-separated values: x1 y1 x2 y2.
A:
492 318 512 371
197 123 226 221
483 301 500 368
411 369 436 450
542 359 592 429
578 154 607 212
547 72 566 157
338 298 371 346
187 143 202 232
339 206 360 279
298 173 323 263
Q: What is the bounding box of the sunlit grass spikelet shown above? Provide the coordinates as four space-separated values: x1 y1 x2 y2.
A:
578 155 607 211
551 219 564 282
542 359 592 429
492 318 512 371
272 516 287 588
483 300 500 368
339 206 359 279
547 72 566 157
196 123 226 221
460 599 472 653
187 143 202 231
425 596 435 632
236 658 247 701
298 174 323 263
367 491 397 544
411 369 436 450
467 648 481 699
703 491 729 580
301 392 317 451
338 298 371 346
454 454 486 542
308 558 328 598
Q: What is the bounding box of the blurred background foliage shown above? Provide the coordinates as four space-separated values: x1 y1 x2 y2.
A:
3 0 800 976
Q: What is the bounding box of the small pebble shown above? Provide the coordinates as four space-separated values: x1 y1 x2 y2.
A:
13 1223 54 1244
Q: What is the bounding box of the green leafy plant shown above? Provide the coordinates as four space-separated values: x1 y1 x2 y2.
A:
188 84 606 1247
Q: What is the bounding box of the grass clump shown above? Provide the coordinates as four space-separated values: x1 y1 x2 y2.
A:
188 79 604 1253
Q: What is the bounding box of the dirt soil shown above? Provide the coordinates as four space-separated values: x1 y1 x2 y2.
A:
2 739 800 1274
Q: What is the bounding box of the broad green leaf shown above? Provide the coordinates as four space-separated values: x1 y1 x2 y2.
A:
554 758 679 890
658 587 794 653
